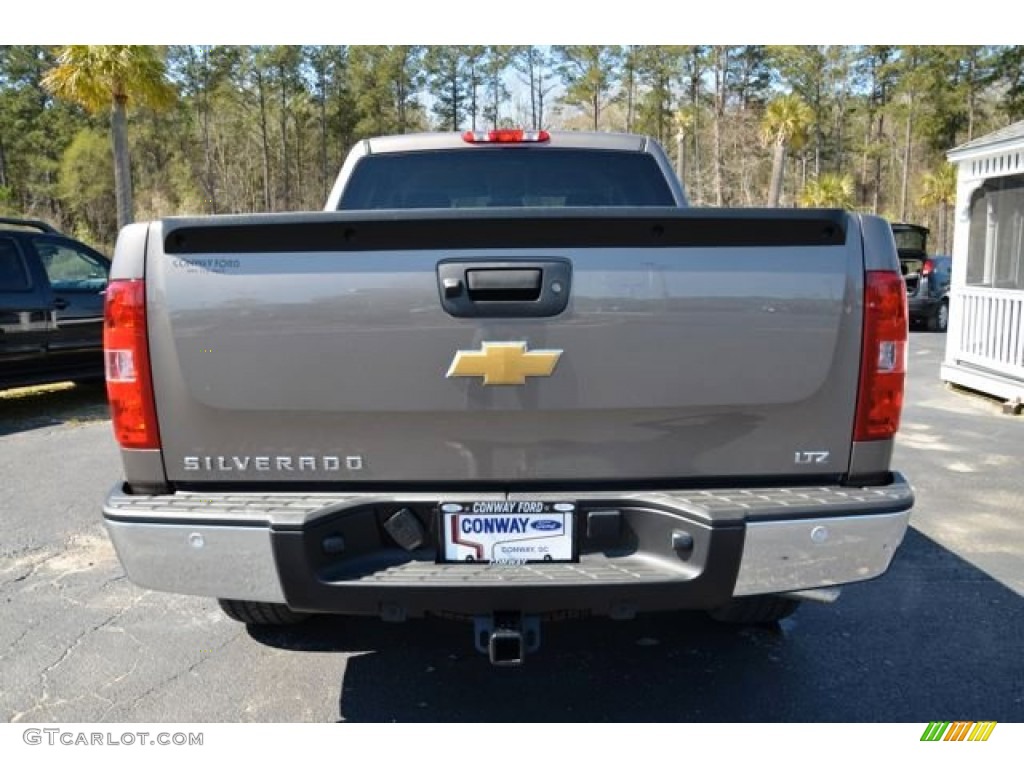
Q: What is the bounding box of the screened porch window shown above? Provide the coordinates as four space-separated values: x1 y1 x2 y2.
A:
967 174 1024 290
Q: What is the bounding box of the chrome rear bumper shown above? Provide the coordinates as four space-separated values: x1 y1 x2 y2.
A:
103 477 913 615
733 511 909 596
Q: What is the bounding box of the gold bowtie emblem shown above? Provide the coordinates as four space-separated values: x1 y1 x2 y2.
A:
446 342 562 386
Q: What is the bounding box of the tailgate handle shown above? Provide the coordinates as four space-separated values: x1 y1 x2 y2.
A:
467 269 541 301
437 259 571 319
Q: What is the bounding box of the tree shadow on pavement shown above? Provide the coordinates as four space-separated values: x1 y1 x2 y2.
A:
247 528 1024 722
0 381 109 436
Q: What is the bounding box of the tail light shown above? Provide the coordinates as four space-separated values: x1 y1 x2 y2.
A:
462 129 550 144
921 259 934 276
854 271 908 441
104 279 160 449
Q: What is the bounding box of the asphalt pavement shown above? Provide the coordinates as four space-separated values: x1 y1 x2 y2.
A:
1 331 1022 722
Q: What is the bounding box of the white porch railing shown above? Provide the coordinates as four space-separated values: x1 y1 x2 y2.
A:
952 287 1024 380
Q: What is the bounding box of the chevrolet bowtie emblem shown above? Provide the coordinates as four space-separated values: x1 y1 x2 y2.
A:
446 342 562 386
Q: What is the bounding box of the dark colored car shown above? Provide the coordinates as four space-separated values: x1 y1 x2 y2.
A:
891 223 951 332
0 217 111 390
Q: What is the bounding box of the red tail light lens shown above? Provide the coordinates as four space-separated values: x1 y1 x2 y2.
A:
462 129 550 144
854 271 908 441
104 279 160 449
921 259 934 276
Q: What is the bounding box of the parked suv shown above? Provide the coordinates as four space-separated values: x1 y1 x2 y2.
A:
891 223 951 332
0 217 110 390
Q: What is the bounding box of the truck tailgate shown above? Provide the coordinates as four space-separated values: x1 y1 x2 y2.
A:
147 210 863 486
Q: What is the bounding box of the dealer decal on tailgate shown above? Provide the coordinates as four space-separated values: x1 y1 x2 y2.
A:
440 501 576 564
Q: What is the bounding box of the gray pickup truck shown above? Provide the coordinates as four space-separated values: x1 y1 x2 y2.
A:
102 130 913 665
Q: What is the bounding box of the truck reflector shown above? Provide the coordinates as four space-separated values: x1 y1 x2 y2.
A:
104 279 161 450
462 129 550 144
854 271 908 441
105 349 137 382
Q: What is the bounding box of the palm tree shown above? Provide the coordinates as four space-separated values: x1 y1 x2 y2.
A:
43 46 175 229
799 173 856 208
918 163 957 253
761 94 813 207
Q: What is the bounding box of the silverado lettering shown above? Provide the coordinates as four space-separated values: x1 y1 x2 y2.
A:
182 455 363 472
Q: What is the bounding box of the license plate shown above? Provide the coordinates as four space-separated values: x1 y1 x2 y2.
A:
440 501 576 564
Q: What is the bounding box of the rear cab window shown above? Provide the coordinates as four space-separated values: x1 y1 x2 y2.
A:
339 148 676 210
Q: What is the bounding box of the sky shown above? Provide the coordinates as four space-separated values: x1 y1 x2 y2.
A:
5 2 1023 45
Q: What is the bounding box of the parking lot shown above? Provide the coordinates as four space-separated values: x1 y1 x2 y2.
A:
1 331 1022 722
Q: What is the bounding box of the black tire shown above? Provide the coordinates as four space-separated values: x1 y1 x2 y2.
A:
927 300 949 333
218 599 309 626
708 595 800 624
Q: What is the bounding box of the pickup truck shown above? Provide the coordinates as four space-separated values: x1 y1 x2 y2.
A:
102 130 914 665
1 218 110 390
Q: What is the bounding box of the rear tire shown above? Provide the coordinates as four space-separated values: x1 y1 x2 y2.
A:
218 599 308 626
928 300 949 333
708 595 800 624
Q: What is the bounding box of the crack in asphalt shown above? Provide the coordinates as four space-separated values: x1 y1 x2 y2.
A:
106 630 245 721
0 543 48 562
1 625 34 661
94 658 141 723
7 592 144 723
0 526 114 591
0 571 130 664
0 550 64 590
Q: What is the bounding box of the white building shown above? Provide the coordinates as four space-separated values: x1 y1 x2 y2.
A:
941 120 1024 403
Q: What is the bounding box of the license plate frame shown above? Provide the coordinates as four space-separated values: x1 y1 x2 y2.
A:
438 501 577 564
